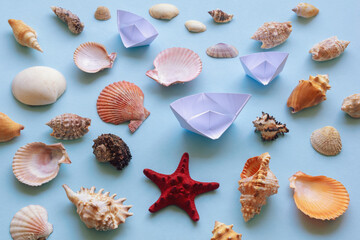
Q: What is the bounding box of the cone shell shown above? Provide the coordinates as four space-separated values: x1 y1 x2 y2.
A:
309 36 350 61
8 19 43 52
51 6 84 34
289 171 350 220
10 205 53 240
211 221 242 240
63 184 133 231
251 21 292 49
185 20 206 33
46 113 91 140
149 3 179 20
238 152 279 222
0 113 24 142
287 74 331 113
13 142 71 186
146 47 202 86
292 3 319 18
206 43 238 58
97 81 150 133
341 93 360 118
310 126 342 156
252 112 289 141
95 6 111 20
208 9 233 23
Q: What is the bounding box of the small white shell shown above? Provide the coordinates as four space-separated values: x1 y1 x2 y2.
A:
310 126 342 156
149 3 179 20
206 43 238 58
185 20 206 33
292 3 319 18
341 93 360 118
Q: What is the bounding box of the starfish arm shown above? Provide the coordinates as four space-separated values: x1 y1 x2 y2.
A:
143 169 169 189
178 197 199 221
149 196 172 213
174 152 190 175
192 181 220 195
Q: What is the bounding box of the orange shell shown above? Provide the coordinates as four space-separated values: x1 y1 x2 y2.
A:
96 81 150 133
0 112 24 142
289 171 349 220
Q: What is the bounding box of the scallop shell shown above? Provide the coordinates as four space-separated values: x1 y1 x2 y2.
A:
10 205 53 240
238 152 279 222
46 113 91 140
289 171 350 220
95 6 111 20
63 184 133 231
97 81 150 133
251 21 292 49
287 74 331 113
74 42 117 73
341 93 360 118
252 112 289 141
206 43 238 58
146 47 202 86
149 3 179 20
208 9 233 23
13 142 71 186
292 3 319 18
211 221 242 240
51 6 84 34
185 20 206 33
8 19 43 52
0 113 24 142
310 126 342 156
309 36 350 61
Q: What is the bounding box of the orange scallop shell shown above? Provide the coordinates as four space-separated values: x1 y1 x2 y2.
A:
289 171 349 220
96 81 150 133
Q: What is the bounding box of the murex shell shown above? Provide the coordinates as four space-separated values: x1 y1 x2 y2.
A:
146 47 202 86
74 42 117 73
238 152 279 222
13 142 71 186
292 3 319 18
8 19 43 52
341 93 360 118
149 3 179 20
208 9 233 23
252 112 289 141
63 184 133 231
309 36 350 61
46 113 91 140
251 21 292 49
97 81 150 133
12 66 66 106
95 6 111 20
0 112 24 142
287 74 330 113
289 171 350 220
10 205 53 240
211 221 242 240
51 6 84 34
310 126 342 156
185 20 206 33
206 43 238 58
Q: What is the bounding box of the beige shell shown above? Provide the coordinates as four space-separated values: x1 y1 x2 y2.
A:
63 184 133 231
46 113 91 140
10 205 53 240
341 93 360 118
208 9 233 23
292 3 319 18
8 19 43 52
309 36 350 61
251 21 292 49
185 20 206 33
238 152 279 222
51 6 84 34
149 3 179 20
95 6 111 20
310 126 342 156
252 112 289 141
211 221 242 240
0 112 24 142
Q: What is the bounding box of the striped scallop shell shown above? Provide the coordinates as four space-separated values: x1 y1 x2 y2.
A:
289 171 350 220
96 81 150 133
146 47 202 86
12 142 71 186
10 205 53 240
206 43 238 58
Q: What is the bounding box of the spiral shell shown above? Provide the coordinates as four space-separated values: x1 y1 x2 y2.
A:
310 126 342 156
8 19 43 52
309 36 350 61
0 113 24 142
341 93 360 118
208 9 233 23
252 112 289 141
251 21 292 49
211 221 242 240
292 3 319 18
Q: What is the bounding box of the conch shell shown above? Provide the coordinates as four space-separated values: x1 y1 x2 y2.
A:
208 9 233 23
252 112 289 141
341 93 360 118
238 152 279 222
51 6 84 34
8 19 43 52
309 36 350 61
211 221 242 240
251 21 292 49
292 3 319 18
287 74 331 113
0 113 24 142
63 184 133 231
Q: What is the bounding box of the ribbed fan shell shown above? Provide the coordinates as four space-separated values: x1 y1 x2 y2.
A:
206 43 238 58
310 126 342 156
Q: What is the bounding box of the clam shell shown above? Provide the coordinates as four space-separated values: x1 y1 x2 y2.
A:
206 43 238 58
149 3 179 20
310 126 342 156
185 20 206 33
289 171 350 220
292 3 319 18
74 42 117 73
96 81 150 133
12 142 71 186
10 205 53 240
341 93 360 118
0 113 24 142
146 47 202 86
95 6 111 20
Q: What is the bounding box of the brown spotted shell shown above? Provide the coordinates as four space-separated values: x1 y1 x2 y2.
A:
309 36 350 61
51 6 84 34
208 9 233 23
310 126 342 156
211 221 242 240
252 112 289 141
251 21 292 49
341 93 360 118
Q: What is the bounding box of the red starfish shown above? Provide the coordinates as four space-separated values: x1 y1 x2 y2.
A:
143 152 220 221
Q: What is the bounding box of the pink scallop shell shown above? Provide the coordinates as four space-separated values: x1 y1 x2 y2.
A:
146 47 202 87
74 42 117 73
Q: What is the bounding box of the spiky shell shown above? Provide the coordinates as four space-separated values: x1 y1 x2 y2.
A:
211 221 242 240
309 36 350 61
252 112 289 141
51 6 84 34
289 171 350 220
208 9 233 23
287 74 331 113
0 113 24 142
46 113 91 140
292 3 319 18
12 142 71 186
251 21 292 49
341 93 360 118
206 43 238 58
96 81 150 133
8 19 43 52
310 126 342 156
63 184 133 231
95 6 111 20
10 205 53 240
238 152 279 222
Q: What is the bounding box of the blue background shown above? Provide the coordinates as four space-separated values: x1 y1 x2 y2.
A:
1 0 359 239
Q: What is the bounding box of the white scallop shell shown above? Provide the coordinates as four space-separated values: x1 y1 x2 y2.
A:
185 20 206 33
